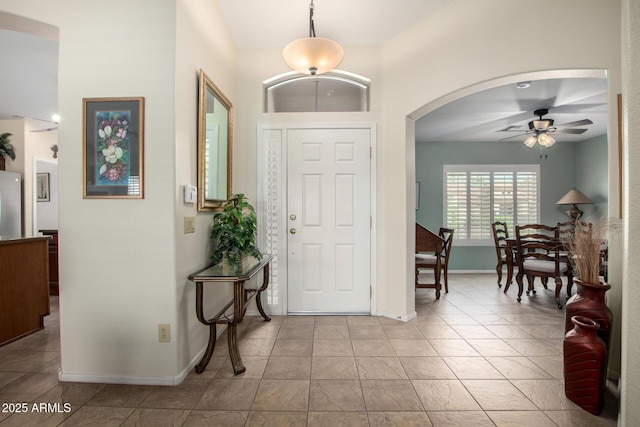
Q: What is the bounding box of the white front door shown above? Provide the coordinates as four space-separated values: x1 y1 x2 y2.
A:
287 128 371 313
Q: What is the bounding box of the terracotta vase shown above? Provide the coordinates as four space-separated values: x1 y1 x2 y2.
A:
565 278 613 350
564 315 607 415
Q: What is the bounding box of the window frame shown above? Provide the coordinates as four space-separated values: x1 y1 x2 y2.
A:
443 164 540 246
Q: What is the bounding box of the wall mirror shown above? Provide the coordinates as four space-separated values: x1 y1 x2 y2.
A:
197 68 232 211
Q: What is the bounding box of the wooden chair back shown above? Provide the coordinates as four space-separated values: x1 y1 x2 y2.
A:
515 223 561 265
439 227 454 267
492 221 509 257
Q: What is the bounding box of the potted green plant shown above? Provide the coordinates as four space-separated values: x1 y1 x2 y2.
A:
210 193 262 267
0 133 15 170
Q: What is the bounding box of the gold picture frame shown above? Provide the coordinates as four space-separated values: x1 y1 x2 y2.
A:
197 69 233 211
618 93 623 218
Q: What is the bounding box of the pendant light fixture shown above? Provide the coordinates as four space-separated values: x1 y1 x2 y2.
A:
282 0 344 76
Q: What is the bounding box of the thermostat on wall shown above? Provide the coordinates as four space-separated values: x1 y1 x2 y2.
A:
184 185 197 204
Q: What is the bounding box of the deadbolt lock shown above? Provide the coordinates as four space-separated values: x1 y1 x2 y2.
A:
290 214 297 221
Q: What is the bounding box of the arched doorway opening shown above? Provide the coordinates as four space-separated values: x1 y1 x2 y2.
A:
406 68 621 376
407 68 612 290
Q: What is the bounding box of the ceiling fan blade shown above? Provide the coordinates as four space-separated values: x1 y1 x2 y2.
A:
499 133 527 141
30 127 58 133
555 119 593 128
555 128 588 135
12 115 58 124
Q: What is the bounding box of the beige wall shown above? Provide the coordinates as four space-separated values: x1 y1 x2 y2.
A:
174 0 236 373
621 0 640 423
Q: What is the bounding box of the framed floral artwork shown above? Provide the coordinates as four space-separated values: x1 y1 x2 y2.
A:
82 97 144 198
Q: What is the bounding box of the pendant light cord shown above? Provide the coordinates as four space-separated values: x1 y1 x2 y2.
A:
309 0 316 37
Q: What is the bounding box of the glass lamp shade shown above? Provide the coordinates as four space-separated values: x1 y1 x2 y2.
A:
524 135 538 148
537 132 556 147
283 37 344 75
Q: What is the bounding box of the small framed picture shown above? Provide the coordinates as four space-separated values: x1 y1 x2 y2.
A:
82 96 144 199
37 173 50 202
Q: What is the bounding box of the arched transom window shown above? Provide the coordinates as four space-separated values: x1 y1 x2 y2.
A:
264 71 370 113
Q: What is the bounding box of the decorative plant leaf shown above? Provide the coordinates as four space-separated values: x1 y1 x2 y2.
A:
210 193 262 265
0 132 16 160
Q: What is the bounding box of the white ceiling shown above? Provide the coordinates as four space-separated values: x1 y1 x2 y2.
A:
0 29 58 128
217 0 452 47
416 77 609 143
1 2 609 142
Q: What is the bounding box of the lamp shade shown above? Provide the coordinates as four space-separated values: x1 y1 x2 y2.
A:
537 132 556 147
556 189 593 205
524 135 538 148
283 37 344 75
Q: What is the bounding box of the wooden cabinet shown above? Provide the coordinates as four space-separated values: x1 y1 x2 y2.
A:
40 230 59 295
0 237 50 346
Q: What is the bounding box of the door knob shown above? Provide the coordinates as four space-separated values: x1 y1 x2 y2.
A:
290 228 296 234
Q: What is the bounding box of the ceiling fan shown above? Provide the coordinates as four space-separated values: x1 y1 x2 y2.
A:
498 109 593 147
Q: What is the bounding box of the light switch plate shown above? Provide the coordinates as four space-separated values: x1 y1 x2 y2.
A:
184 216 196 234
158 323 171 342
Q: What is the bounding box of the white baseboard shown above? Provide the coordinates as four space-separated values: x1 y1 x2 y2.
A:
58 327 229 386
58 346 208 386
376 310 417 323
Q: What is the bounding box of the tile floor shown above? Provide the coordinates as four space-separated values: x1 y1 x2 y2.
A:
0 274 619 426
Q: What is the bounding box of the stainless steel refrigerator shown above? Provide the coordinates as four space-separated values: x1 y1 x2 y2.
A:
0 170 22 239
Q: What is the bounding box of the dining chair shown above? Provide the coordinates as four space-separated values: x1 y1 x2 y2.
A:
415 223 445 299
491 221 511 288
416 227 454 294
438 228 455 293
558 220 592 296
515 223 572 309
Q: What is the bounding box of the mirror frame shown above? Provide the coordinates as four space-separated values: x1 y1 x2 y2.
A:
197 68 233 211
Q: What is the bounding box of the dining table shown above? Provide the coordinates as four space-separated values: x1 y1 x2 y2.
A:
502 236 572 299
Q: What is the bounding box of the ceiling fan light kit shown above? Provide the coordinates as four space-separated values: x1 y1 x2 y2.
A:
282 0 343 75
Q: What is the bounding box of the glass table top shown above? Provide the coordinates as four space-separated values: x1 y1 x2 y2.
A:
189 254 272 282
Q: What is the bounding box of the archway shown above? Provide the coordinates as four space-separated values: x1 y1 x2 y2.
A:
406 68 610 288
406 68 621 375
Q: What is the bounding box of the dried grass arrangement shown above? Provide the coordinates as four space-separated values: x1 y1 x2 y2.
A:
568 217 609 284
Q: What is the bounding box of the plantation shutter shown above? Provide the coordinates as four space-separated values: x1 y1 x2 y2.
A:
469 172 491 240
445 172 468 238
516 171 538 226
443 165 539 245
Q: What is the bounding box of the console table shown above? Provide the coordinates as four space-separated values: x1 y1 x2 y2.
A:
188 254 272 375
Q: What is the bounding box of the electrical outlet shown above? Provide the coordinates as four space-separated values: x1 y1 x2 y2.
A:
184 216 196 234
158 323 171 343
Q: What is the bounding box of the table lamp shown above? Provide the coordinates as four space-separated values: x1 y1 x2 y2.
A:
556 189 593 222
